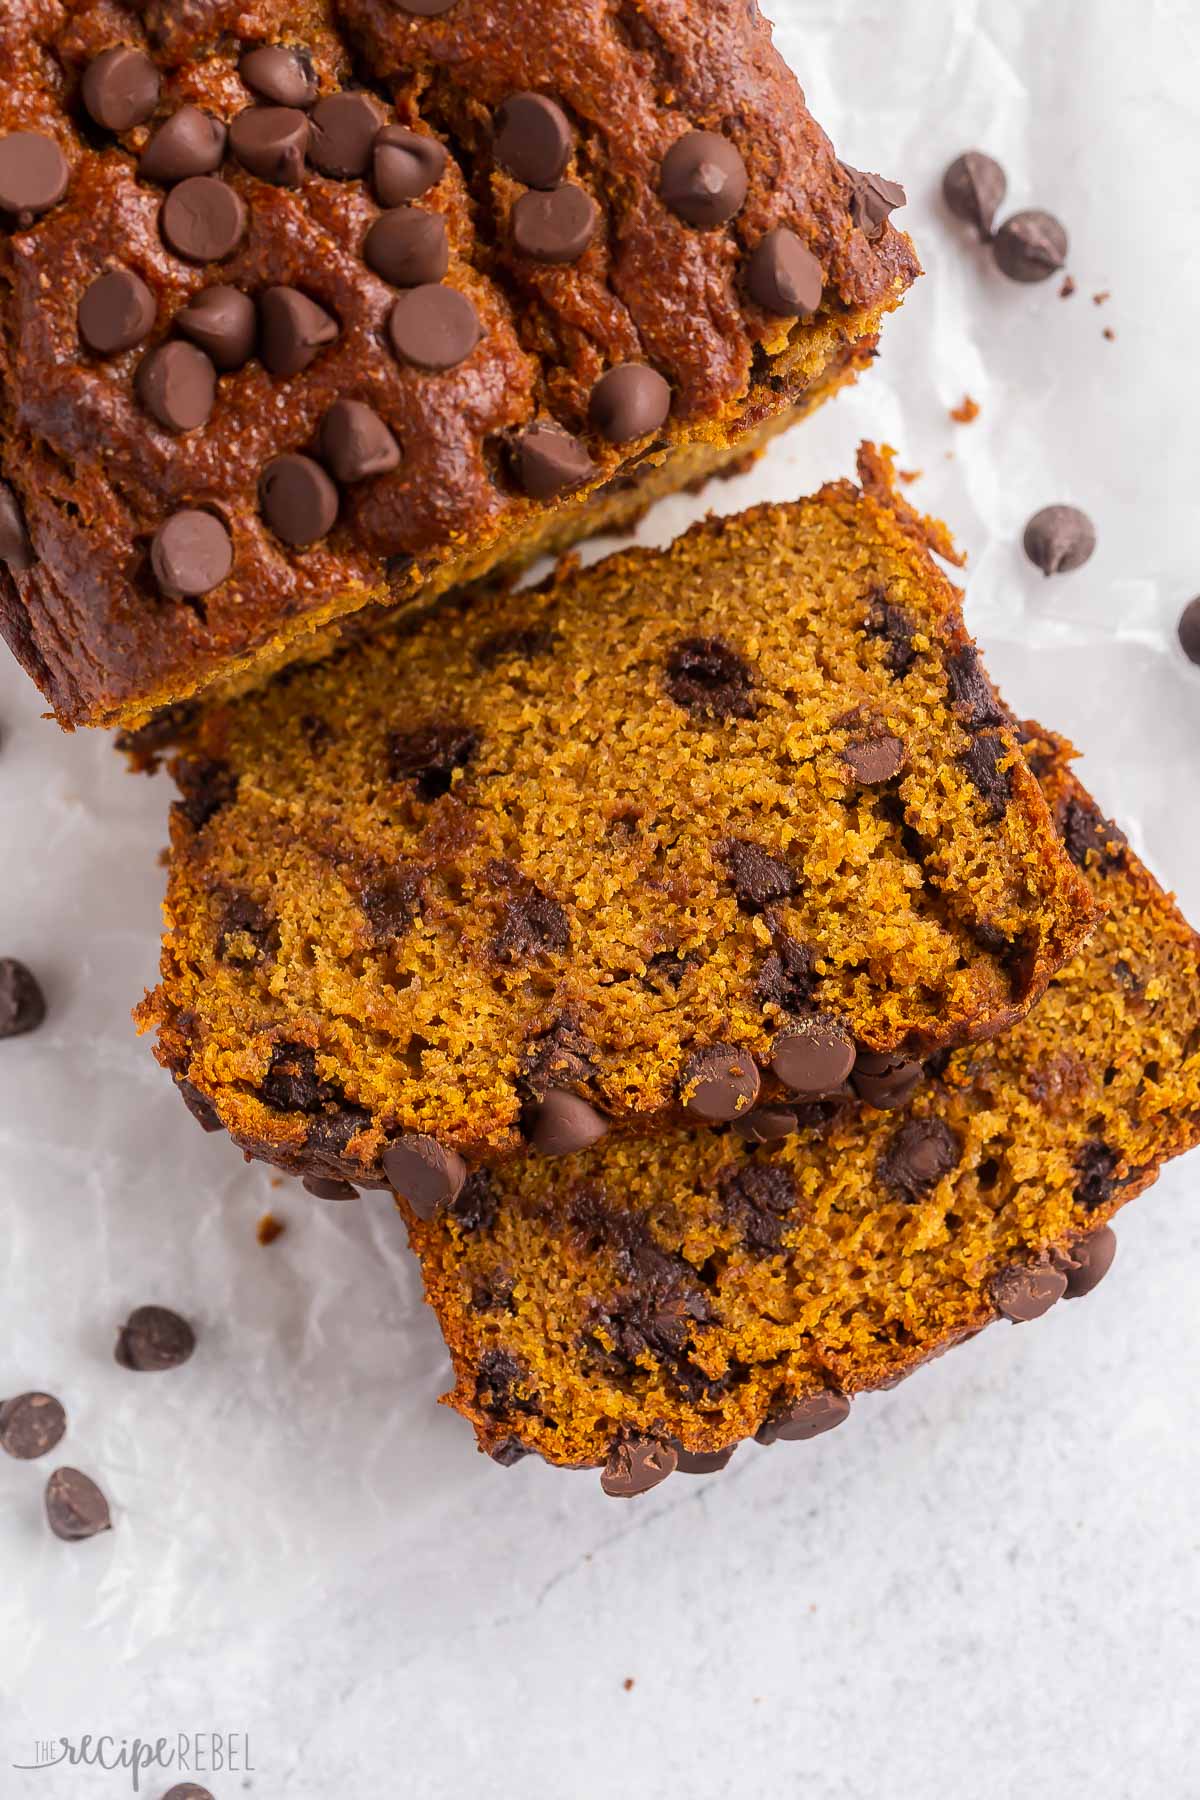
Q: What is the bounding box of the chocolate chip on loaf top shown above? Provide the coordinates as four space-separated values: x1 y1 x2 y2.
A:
401 730 1200 1487
0 0 917 726
139 446 1095 1190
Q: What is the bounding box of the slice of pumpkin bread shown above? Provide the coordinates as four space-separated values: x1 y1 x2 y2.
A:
140 447 1094 1196
403 729 1200 1490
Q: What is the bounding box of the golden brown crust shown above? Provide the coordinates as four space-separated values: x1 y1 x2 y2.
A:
0 0 918 725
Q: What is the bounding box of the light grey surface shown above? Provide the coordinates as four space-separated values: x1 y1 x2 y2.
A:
3 1 1199 1795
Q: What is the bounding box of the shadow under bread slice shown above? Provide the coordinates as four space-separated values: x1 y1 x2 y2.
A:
400 727 1200 1492
139 446 1095 1190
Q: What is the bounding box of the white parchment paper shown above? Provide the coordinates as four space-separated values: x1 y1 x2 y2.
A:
3 2 1199 1795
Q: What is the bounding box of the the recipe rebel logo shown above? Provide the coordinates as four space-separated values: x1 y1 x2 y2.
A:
12 1730 254 1791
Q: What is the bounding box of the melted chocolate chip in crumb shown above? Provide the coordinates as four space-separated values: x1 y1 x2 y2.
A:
261 1042 328 1114
216 893 276 963
172 757 238 830
879 1118 961 1199
865 596 917 674
388 723 479 799
490 864 571 962
719 838 794 910
960 733 1013 819
718 1160 802 1254
946 645 1005 727
474 624 560 668
755 934 817 1014
1061 797 1126 872
664 637 755 720
1075 1140 1120 1211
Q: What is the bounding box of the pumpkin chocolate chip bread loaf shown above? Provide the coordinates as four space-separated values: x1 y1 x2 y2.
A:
403 730 1200 1490
139 447 1095 1200
0 0 917 728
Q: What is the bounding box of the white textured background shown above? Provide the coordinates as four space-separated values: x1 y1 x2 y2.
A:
3 2 1200 1795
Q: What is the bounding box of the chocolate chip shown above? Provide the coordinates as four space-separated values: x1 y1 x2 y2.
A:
0 481 34 572
0 958 46 1037
45 1467 112 1540
302 1174 359 1200
487 1435 529 1465
162 1787 216 1800
600 1434 677 1498
308 91 386 179
945 644 1004 727
512 182 598 262
745 228 823 316
81 46 160 133
240 45 319 110
732 1104 800 1144
879 1117 961 1199
1023 505 1096 576
841 163 906 238
318 399 401 485
388 722 478 799
388 283 482 370
229 105 310 186
260 453 339 547
384 1133 467 1218
664 636 754 720
114 1304 196 1371
516 423 594 499
150 509 233 597
139 106 227 186
136 340 217 433
992 1262 1066 1322
176 1077 223 1133
756 1390 850 1445
844 735 905 785
0 131 70 223
373 125 448 204
660 130 747 227
1062 1226 1117 1299
1061 796 1125 872
364 207 449 286
175 285 256 369
78 268 157 355
942 151 1006 237
259 285 339 376
160 176 247 263
588 364 671 443
495 92 572 188
528 1089 609 1156
675 1445 735 1474
1177 596 1200 665
681 1044 761 1122
719 838 793 910
993 210 1068 282
755 934 816 1014
0 1392 66 1460
865 595 917 674
961 733 1012 820
772 1018 855 1095
1075 1140 1119 1211
852 1050 922 1110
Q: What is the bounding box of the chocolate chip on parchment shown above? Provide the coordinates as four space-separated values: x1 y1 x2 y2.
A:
745 228 823 316
495 92 573 188
512 183 598 262
160 176 248 263
373 126 448 205
942 151 1006 237
259 286 339 376
600 1434 677 1498
319 399 401 483
879 1117 961 1199
1023 505 1096 576
81 47 160 133
136 341 217 433
139 106 228 185
660 131 747 227
771 1017 856 1095
841 162 906 238
308 91 386 179
1177 596 1200 666
993 210 1068 283
115 1304 196 1371
680 1043 761 1121
992 1262 1067 1322
388 284 483 371
365 207 449 287
528 1089 609 1156
383 1132 467 1218
844 734 905 785
664 637 754 721
229 104 310 186
44 1467 111 1540
0 481 34 572
756 1389 850 1445
78 268 157 355
1062 1226 1117 1299
516 423 594 499
0 958 46 1037
0 131 70 223
260 454 339 547
175 285 256 369
589 364 671 443
240 45 319 110
0 1392 66 1460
